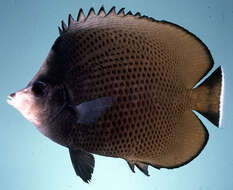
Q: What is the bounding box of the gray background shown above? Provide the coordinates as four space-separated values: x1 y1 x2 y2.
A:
0 0 232 189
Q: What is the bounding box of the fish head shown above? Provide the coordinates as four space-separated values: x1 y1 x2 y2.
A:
7 81 51 127
7 77 70 126
7 45 77 146
7 47 70 125
7 79 74 145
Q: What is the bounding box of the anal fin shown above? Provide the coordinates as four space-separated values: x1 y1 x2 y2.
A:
160 111 209 168
135 162 150 176
126 160 135 173
126 160 150 176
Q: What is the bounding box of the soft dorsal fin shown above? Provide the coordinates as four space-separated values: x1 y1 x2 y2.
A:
157 20 214 88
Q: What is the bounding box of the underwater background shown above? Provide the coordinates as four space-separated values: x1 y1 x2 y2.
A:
0 0 233 189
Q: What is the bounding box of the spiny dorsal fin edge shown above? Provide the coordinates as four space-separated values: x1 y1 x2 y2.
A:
98 6 106 16
58 6 153 35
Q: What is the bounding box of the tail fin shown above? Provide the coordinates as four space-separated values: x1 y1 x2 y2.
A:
191 66 223 127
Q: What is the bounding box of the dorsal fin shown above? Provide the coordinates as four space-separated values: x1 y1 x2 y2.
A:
77 8 85 22
134 12 141 18
126 11 133 16
98 6 106 16
58 7 151 36
68 14 75 27
61 20 68 31
58 26 63 35
117 8 125 16
86 7 96 20
107 6 116 16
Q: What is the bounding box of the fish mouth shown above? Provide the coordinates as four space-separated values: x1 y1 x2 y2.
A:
7 95 14 106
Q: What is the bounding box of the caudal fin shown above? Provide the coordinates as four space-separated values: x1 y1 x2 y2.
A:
191 66 223 127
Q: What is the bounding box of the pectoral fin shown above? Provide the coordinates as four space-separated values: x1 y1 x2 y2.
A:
69 149 95 183
76 96 115 125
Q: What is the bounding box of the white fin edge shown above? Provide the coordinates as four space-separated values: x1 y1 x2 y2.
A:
219 67 224 127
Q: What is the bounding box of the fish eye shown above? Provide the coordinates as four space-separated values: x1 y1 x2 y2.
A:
31 81 47 97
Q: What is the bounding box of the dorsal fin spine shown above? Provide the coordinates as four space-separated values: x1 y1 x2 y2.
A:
98 6 106 16
126 11 133 16
117 8 125 16
58 26 63 35
135 12 141 17
107 6 116 16
68 14 75 27
86 7 96 20
77 8 85 22
59 7 146 35
61 20 68 31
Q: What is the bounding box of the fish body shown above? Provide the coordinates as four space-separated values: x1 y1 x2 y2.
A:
7 7 223 183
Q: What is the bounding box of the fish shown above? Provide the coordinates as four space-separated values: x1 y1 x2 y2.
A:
7 6 224 183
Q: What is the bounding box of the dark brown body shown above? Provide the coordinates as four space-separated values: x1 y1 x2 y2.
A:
42 12 216 168
63 27 189 165
8 8 222 182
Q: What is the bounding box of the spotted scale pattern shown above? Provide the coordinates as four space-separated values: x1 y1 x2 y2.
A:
55 19 191 167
